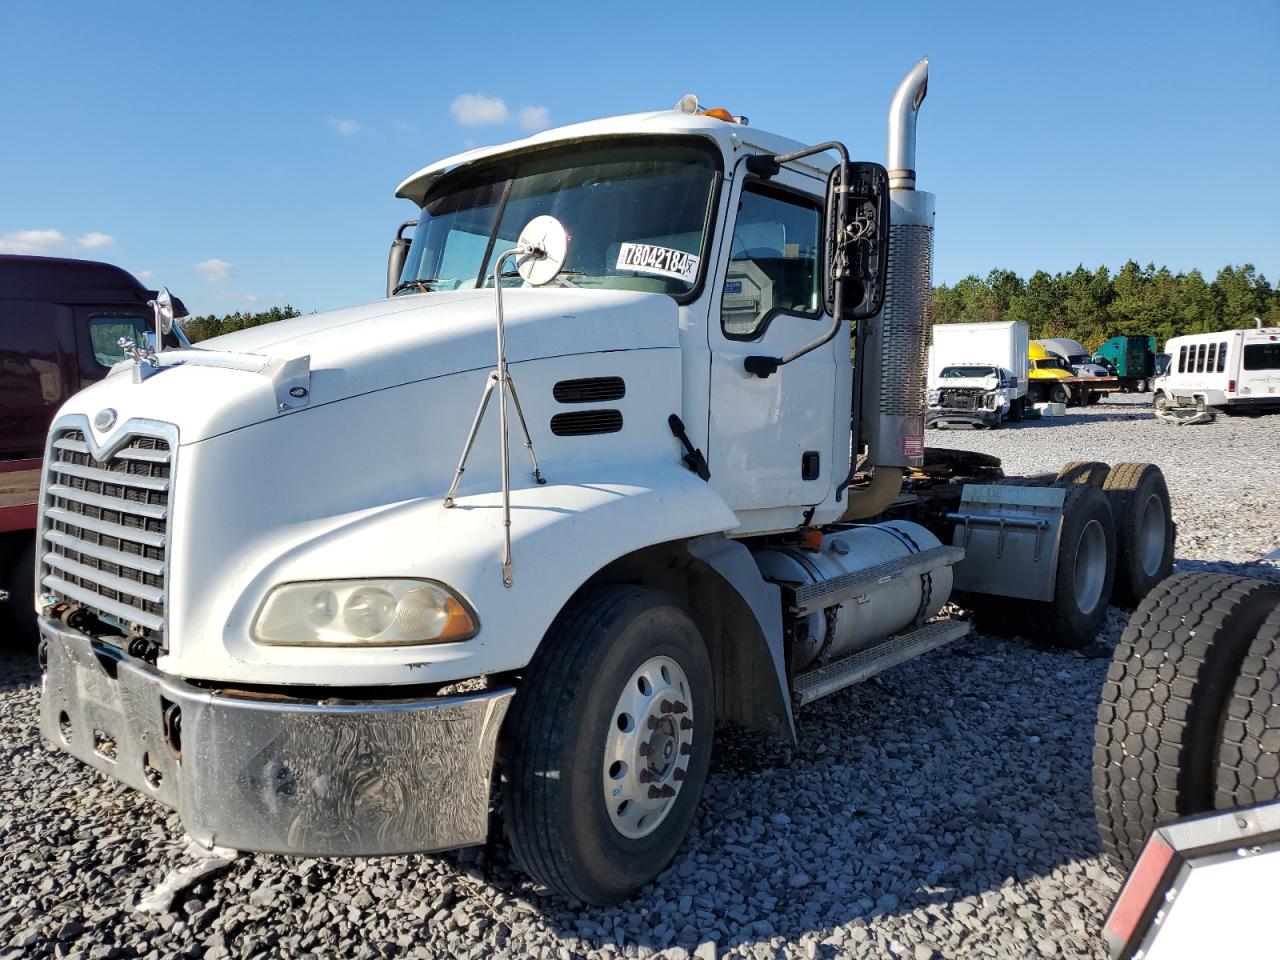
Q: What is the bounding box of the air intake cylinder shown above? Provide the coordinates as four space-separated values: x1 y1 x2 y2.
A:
858 58 933 471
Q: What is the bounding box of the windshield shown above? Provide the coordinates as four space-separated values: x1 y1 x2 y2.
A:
1033 356 1071 372
397 138 720 299
941 366 997 378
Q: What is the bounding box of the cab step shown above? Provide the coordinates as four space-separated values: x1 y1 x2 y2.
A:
792 618 971 706
791 544 965 616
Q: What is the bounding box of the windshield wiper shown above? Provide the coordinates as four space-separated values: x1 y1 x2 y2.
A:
391 278 445 296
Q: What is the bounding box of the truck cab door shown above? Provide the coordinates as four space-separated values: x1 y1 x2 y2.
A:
704 168 845 530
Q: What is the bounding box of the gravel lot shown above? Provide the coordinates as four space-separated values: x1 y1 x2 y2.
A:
3 394 1278 960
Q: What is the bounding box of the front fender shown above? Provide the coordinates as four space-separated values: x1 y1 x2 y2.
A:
166 462 740 686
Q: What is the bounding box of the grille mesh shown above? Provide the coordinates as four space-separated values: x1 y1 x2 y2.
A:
41 428 171 641
880 223 933 416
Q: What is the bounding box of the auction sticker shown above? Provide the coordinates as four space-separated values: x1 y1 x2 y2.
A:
616 243 700 282
903 435 924 459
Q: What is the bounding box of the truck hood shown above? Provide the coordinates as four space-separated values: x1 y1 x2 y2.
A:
61 288 678 445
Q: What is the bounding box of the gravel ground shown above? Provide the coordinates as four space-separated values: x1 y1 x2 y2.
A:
3 394 1278 960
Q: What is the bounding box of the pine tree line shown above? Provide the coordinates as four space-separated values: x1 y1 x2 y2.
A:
933 262 1280 351
179 305 302 343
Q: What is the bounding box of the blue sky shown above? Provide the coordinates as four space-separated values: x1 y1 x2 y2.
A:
2 0 1277 315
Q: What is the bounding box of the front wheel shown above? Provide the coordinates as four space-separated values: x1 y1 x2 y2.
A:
1050 383 1071 405
1153 392 1169 414
502 585 714 904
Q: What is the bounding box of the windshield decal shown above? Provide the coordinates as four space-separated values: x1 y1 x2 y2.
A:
616 243 700 283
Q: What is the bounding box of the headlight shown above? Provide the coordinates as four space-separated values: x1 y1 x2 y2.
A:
928 390 941 404
252 579 478 646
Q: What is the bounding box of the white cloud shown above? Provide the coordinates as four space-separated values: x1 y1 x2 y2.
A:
450 93 508 127
77 231 115 249
136 269 154 279
517 105 550 132
0 228 66 254
325 116 364 136
195 258 233 283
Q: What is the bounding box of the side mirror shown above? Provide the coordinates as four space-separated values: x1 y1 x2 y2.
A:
386 219 416 297
152 288 176 335
824 161 890 321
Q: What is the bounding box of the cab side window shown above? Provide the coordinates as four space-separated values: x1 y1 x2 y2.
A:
721 186 821 339
89 315 153 368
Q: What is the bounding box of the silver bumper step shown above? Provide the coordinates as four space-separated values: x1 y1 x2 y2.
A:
793 618 971 706
791 544 966 616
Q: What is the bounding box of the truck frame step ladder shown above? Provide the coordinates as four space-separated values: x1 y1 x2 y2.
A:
793 618 971 706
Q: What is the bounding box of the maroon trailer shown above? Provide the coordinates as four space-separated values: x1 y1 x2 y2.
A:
0 255 187 639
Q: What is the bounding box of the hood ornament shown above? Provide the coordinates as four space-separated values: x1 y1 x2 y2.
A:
118 336 163 382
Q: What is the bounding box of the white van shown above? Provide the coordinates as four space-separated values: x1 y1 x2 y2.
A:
1154 324 1280 414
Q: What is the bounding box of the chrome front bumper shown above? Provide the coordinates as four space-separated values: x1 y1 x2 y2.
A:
38 619 513 856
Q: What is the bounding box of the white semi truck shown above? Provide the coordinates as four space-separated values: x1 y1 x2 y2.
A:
925 320 1030 428
33 62 1175 904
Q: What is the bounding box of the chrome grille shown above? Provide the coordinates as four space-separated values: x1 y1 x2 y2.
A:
40 428 172 641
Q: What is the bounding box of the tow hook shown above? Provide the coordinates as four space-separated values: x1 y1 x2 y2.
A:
162 702 183 761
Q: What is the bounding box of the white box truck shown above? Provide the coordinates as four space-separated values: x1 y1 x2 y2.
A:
1153 323 1280 415
31 61 1176 904
926 320 1030 427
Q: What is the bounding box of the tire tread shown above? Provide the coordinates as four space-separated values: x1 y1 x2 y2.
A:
1092 572 1280 869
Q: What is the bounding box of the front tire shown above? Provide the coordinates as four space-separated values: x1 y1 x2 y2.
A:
502 585 714 904
2 537 37 644
1050 383 1071 405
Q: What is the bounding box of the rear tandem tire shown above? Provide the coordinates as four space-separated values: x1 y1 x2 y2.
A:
1053 461 1111 488
1092 573 1280 870
501 585 714 904
1103 463 1175 608
1032 485 1117 650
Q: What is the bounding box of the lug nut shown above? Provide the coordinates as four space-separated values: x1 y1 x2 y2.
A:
646 716 660 730
680 743 692 755
679 717 694 730
638 742 653 757
673 768 686 781
638 769 653 783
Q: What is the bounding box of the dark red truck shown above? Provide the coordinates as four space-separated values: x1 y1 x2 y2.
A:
0 255 187 639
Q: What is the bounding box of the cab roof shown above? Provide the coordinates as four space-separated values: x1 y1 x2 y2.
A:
394 110 836 205
0 255 187 313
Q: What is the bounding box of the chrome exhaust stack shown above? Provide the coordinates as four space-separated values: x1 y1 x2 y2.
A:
844 58 934 519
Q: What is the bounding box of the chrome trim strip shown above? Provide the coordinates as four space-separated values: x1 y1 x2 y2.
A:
47 483 168 520
47 459 170 492
44 530 166 576
42 553 164 603
45 506 166 548
40 575 164 631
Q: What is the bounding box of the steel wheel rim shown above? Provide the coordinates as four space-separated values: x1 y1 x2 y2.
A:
602 655 693 840
1073 518 1107 614
1137 492 1166 577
